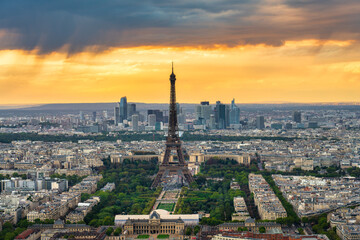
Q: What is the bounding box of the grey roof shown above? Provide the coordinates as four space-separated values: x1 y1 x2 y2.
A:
149 211 160 220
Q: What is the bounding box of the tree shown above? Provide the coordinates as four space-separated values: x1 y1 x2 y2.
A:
106 227 114 236
34 219 42 224
4 232 16 240
298 228 305 235
193 226 200 235
185 227 192 236
12 173 19 178
103 216 114 226
17 219 31 228
3 221 14 230
113 227 122 236
259 226 266 233
302 217 309 224
81 193 91 202
89 219 99 227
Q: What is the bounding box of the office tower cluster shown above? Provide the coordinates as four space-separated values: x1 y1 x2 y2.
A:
76 110 109 133
113 97 178 132
109 97 307 132
194 99 241 129
254 111 306 130
114 96 128 125
114 97 141 126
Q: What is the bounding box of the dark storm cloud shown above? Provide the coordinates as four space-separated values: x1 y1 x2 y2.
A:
0 0 359 53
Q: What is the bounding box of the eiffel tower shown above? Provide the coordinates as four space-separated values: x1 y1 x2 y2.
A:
151 64 194 188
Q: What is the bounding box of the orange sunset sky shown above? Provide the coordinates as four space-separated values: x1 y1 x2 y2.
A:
0 0 360 105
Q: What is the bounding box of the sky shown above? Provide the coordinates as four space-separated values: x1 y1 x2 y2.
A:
0 0 360 104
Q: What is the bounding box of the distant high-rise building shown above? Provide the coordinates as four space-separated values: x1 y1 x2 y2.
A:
229 99 240 124
103 110 108 119
225 105 230 127
308 122 318 128
271 123 283 130
155 122 162 131
127 103 136 118
132 114 139 131
176 103 181 114
178 113 186 125
195 101 212 125
215 101 226 129
147 110 163 122
92 111 96 122
256 116 265 129
209 114 216 129
195 105 202 120
148 114 156 127
120 97 128 122
293 111 302 123
114 105 120 125
79 111 84 121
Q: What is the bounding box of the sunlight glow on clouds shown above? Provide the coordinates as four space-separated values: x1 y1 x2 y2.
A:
0 40 360 104
0 0 360 104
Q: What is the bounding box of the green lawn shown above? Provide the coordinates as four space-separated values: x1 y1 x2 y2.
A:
157 203 175 211
137 235 150 239
157 234 170 239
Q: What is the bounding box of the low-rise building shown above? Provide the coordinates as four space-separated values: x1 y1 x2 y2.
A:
337 224 360 240
248 174 287 220
123 210 184 236
232 197 250 221
115 209 199 226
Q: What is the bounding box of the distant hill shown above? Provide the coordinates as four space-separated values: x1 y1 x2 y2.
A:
14 102 197 112
0 102 195 117
1 102 360 117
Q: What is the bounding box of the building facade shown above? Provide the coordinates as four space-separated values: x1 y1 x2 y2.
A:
123 211 184 235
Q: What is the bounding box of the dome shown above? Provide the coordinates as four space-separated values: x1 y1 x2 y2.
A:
149 211 160 219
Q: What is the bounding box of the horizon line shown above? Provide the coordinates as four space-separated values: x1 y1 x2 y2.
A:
1 101 360 107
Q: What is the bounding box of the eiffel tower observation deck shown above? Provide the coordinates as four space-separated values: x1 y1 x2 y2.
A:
151 64 194 188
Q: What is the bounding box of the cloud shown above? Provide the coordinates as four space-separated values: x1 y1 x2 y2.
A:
0 0 359 53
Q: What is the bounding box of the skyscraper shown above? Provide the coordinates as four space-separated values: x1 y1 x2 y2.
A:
195 101 212 125
229 98 240 124
79 111 84 121
209 114 216 129
215 101 226 129
195 105 202 121
148 114 156 127
92 111 96 122
120 96 128 122
127 103 136 118
293 111 301 123
103 110 108 119
114 104 120 125
256 116 265 129
147 110 163 122
132 114 139 131
225 105 230 128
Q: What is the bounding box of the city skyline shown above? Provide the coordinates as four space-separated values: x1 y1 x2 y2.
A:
1 1 360 238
